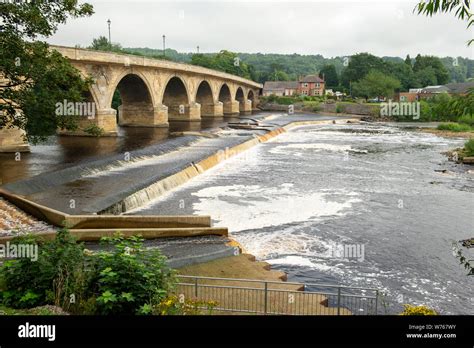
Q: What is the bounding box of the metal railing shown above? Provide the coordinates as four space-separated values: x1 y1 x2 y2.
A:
176 275 379 315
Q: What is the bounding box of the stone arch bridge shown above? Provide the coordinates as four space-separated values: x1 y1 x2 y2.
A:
53 46 262 135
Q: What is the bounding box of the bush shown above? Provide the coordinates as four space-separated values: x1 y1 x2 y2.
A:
458 114 474 127
90 234 175 315
303 101 321 112
400 304 438 315
437 123 472 132
464 138 474 157
0 230 176 315
156 295 218 315
335 103 344 113
0 230 87 310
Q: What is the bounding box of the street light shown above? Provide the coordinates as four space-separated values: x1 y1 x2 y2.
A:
162 35 166 57
197 45 200 54
107 19 111 45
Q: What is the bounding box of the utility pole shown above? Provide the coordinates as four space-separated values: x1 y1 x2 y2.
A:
162 35 166 57
107 19 111 46
197 45 200 54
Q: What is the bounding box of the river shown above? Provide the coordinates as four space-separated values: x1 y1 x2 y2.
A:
131 123 474 314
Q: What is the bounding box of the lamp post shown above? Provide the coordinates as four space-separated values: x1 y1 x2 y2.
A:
107 19 111 46
197 45 200 54
162 35 166 57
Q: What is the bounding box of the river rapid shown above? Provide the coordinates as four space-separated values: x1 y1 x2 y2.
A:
133 123 474 314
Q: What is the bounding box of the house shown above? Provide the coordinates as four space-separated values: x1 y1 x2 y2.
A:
297 75 325 96
444 82 474 96
395 82 474 102
262 81 298 96
263 74 326 97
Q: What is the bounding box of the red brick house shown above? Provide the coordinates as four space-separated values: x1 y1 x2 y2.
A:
297 75 325 96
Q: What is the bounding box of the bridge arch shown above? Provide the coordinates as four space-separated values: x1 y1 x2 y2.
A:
111 73 155 126
162 75 197 120
195 80 215 104
235 87 247 113
218 83 239 115
218 83 232 103
196 80 222 117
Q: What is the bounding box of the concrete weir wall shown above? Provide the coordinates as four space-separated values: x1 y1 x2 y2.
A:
100 118 358 215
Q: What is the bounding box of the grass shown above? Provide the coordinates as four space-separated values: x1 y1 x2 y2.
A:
437 123 473 132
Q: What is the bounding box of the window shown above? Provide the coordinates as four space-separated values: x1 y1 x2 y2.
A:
303 83 308 87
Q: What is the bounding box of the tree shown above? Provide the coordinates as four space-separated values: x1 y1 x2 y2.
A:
190 50 255 80
340 53 387 88
404 54 412 67
352 70 401 99
269 70 289 81
1 0 94 141
414 66 438 86
90 36 122 52
413 55 450 85
319 64 339 88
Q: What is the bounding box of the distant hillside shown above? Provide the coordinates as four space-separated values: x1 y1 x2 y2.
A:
124 47 474 85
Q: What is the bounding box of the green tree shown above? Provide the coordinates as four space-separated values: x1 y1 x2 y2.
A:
0 0 94 141
414 66 438 86
404 54 412 67
352 70 401 99
90 36 122 52
319 64 339 88
340 53 386 88
413 55 450 85
269 70 289 81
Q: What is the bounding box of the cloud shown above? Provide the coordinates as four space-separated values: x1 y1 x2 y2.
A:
48 0 473 58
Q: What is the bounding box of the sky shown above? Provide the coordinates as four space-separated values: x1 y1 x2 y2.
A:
47 0 474 58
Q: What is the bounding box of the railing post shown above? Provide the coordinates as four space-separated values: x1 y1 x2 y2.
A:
337 287 341 315
194 277 198 298
264 282 268 315
375 290 379 315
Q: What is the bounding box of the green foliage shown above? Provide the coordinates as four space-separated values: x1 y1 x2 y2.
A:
89 36 122 52
335 103 344 113
437 123 472 132
303 101 321 112
83 124 104 137
190 50 255 80
449 88 474 118
90 234 175 315
156 295 218 315
0 230 176 315
0 0 94 142
400 304 438 315
319 64 339 87
352 70 401 99
464 138 474 157
0 230 87 309
413 55 450 85
458 114 474 127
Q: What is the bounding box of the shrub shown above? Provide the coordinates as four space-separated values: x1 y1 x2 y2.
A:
156 295 218 315
464 138 474 157
335 103 344 113
275 96 295 105
90 234 175 315
458 114 474 127
0 230 176 315
400 304 438 315
84 124 104 137
0 230 87 310
437 123 472 132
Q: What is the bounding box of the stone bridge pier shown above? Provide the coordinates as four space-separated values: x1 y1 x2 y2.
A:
0 46 262 150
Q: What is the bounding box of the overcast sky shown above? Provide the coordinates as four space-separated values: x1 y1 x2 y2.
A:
47 0 474 58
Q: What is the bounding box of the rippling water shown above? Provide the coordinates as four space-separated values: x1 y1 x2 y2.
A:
132 123 474 314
